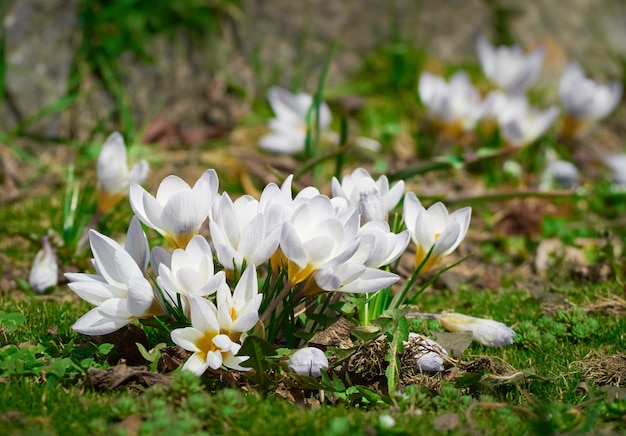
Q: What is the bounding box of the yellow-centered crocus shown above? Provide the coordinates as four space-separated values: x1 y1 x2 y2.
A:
129 169 218 248
403 192 471 274
96 132 148 213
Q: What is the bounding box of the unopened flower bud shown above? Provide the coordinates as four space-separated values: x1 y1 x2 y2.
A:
29 237 58 293
437 313 515 347
403 333 448 372
288 347 329 377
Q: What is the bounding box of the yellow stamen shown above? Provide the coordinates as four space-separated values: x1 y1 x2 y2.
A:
414 245 442 275
195 331 218 361
560 115 586 140
164 231 197 249
97 190 126 213
288 261 315 285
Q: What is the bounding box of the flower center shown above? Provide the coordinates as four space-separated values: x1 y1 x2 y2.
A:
196 331 219 360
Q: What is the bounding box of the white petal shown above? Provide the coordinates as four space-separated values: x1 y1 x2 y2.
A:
125 216 150 272
171 327 203 352
182 353 211 375
155 175 191 204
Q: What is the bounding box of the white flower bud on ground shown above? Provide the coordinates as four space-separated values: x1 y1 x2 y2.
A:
437 313 515 347
29 237 58 294
403 333 448 372
288 347 329 377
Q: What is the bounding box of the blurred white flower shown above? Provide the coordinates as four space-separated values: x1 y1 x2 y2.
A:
603 154 626 187
130 169 218 248
481 90 510 121
403 192 471 274
96 132 149 213
259 86 332 154
541 160 579 190
559 62 622 138
209 191 284 273
437 313 515 347
379 414 396 429
476 35 544 95
171 294 250 375
29 236 58 293
497 95 559 146
403 333 448 372
288 347 328 377
65 217 165 335
418 71 484 136
157 235 229 316
216 265 262 342
331 167 405 224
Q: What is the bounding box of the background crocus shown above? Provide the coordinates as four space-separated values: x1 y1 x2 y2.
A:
497 95 559 146
331 167 405 224
559 62 622 138
476 34 544 95
403 192 471 274
130 169 218 248
259 86 331 154
96 132 149 213
29 236 58 294
288 347 328 377
418 71 485 137
603 154 626 188
540 160 579 190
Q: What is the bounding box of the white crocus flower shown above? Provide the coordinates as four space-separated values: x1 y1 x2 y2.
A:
209 191 285 273
351 220 410 268
65 217 165 335
129 169 218 248
314 263 399 294
559 62 622 138
157 235 228 316
436 313 515 347
331 168 405 224
216 265 262 342
497 95 559 146
279 194 361 286
288 347 329 377
603 154 626 188
403 333 448 372
96 132 149 213
540 160 579 190
29 236 58 293
418 71 485 135
476 35 544 95
171 295 250 375
259 86 332 154
403 193 471 274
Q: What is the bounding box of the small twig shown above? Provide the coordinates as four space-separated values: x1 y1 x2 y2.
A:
260 280 294 324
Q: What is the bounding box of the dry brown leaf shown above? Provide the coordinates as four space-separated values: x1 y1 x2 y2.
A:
86 365 172 391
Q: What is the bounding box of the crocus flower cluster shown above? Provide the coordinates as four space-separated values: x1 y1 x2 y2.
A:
419 35 558 146
258 87 382 154
67 165 473 375
419 35 622 148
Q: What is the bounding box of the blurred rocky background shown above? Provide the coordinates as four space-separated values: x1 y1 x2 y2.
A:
2 0 626 143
